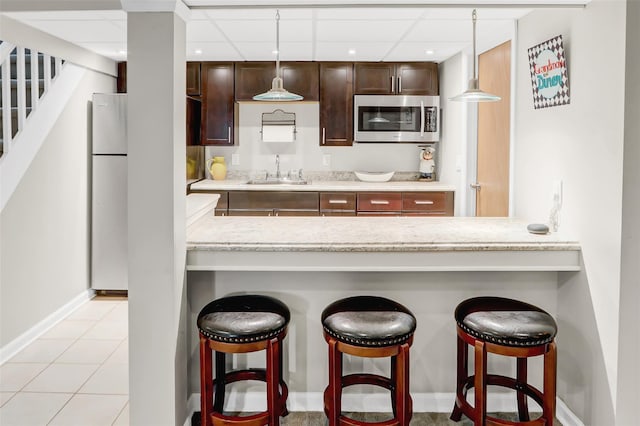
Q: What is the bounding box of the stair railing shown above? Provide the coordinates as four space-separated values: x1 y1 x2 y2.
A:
0 40 64 158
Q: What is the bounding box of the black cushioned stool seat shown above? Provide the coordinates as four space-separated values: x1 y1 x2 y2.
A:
198 295 290 426
322 296 417 426
450 296 558 426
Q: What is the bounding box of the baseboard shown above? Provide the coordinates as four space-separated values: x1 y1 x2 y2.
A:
184 391 583 425
0 289 96 365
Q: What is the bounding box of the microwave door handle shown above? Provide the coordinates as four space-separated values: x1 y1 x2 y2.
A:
420 101 425 137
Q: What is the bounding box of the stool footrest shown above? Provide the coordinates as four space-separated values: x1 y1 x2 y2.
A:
211 411 268 426
460 374 544 408
342 373 393 391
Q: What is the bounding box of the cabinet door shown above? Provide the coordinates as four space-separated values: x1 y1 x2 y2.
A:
235 62 319 101
320 192 356 214
402 191 453 215
395 63 439 95
357 192 402 213
116 62 127 93
354 63 395 94
202 62 234 145
319 63 353 146
186 62 201 96
234 62 274 101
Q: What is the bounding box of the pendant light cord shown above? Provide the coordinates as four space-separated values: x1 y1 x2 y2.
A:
275 9 281 79
472 9 477 80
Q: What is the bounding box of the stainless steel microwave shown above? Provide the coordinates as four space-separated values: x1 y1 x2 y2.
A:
354 95 440 143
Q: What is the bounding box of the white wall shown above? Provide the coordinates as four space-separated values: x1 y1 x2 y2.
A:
513 1 627 423
0 68 115 346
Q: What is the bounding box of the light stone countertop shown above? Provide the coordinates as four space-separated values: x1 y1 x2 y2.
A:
189 179 456 192
187 216 579 252
186 193 219 227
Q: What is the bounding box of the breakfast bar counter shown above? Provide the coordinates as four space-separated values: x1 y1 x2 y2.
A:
186 216 581 272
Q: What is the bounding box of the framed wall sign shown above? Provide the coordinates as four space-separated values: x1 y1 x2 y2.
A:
528 35 570 109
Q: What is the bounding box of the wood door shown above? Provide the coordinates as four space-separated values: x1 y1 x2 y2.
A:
280 62 319 101
395 63 439 95
354 63 395 94
476 41 511 216
319 63 353 146
201 62 234 145
234 62 318 101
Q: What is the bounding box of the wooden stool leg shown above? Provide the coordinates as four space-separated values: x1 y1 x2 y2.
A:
394 343 411 426
450 333 467 421
213 351 226 413
474 340 487 426
266 337 281 426
200 335 213 426
543 341 557 426
516 357 530 421
327 338 342 426
278 338 289 417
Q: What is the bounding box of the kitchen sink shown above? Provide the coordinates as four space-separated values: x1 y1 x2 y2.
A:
246 177 309 185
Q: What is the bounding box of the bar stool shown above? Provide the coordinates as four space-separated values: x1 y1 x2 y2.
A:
322 296 417 426
197 294 290 426
450 296 558 426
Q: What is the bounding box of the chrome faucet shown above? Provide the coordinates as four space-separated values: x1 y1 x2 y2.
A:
275 154 281 178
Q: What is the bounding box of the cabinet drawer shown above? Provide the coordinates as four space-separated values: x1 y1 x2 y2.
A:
320 192 356 211
229 191 319 211
357 192 402 212
402 191 453 215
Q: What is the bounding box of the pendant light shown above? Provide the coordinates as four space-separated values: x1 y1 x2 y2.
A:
253 10 303 101
449 9 501 102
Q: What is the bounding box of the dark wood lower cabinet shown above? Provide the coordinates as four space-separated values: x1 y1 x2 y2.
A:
228 191 319 216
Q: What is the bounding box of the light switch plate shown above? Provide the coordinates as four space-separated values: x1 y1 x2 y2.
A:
231 154 240 166
322 154 331 166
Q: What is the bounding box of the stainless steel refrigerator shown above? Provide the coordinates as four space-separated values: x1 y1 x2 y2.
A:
91 93 127 291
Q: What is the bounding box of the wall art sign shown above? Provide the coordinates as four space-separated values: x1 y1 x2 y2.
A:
528 35 570 109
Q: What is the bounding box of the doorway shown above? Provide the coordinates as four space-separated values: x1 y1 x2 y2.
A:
475 40 511 217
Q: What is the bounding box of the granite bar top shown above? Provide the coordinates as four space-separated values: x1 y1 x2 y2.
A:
189 179 456 192
187 216 579 252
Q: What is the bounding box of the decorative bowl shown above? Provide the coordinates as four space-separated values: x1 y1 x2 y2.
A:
354 171 395 182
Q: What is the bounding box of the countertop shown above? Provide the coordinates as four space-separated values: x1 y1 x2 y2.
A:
189 179 456 192
186 193 219 226
186 216 581 272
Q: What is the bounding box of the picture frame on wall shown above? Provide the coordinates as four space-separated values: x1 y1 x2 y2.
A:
528 35 571 109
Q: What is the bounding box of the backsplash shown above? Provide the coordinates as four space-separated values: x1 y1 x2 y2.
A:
204 102 440 179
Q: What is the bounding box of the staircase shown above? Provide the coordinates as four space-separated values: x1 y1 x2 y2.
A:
0 41 65 158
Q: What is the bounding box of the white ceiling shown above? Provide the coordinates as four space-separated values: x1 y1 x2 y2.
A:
1 2 579 63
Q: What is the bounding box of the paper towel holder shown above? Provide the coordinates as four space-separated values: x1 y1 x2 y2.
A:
261 109 296 142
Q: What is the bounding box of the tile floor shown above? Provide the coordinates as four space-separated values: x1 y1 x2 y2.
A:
0 296 129 426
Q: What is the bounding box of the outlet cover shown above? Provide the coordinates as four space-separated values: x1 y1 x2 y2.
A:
231 154 240 166
322 154 331 166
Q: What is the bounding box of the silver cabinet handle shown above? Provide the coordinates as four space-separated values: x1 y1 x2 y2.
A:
322 127 326 145
420 100 425 137
414 200 434 205
370 200 390 205
398 76 402 93
227 126 231 144
470 183 481 190
329 200 348 204
390 75 394 93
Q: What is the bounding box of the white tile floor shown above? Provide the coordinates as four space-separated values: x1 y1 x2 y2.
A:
0 297 129 426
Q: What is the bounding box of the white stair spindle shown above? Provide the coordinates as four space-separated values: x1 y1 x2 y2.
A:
43 54 51 93
30 49 39 109
16 47 27 133
2 56 12 151
0 42 16 65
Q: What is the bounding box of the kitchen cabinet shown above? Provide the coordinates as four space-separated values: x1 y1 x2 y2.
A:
202 62 235 145
228 191 319 216
116 62 127 93
186 96 201 146
186 62 201 96
354 62 439 95
357 192 403 216
320 192 356 216
402 191 453 216
319 63 353 146
235 62 319 101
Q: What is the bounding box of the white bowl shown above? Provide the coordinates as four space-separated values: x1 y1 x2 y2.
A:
354 171 395 182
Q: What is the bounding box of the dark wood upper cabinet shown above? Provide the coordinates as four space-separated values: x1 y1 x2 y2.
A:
186 62 201 96
319 63 353 146
201 62 235 145
354 62 439 95
116 61 127 93
235 62 319 101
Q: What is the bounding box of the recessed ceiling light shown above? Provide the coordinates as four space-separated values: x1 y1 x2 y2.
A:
194 49 203 55
425 49 435 56
348 49 356 56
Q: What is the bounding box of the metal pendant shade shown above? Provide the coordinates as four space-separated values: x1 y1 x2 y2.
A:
449 9 501 102
253 10 303 101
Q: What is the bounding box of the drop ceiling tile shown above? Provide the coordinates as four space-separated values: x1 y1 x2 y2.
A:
315 8 424 20
315 42 395 62
186 42 244 61
384 42 467 62
234 42 313 61
404 20 472 43
203 8 312 20
28 20 126 43
215 19 312 42
187 20 226 41
316 20 415 42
